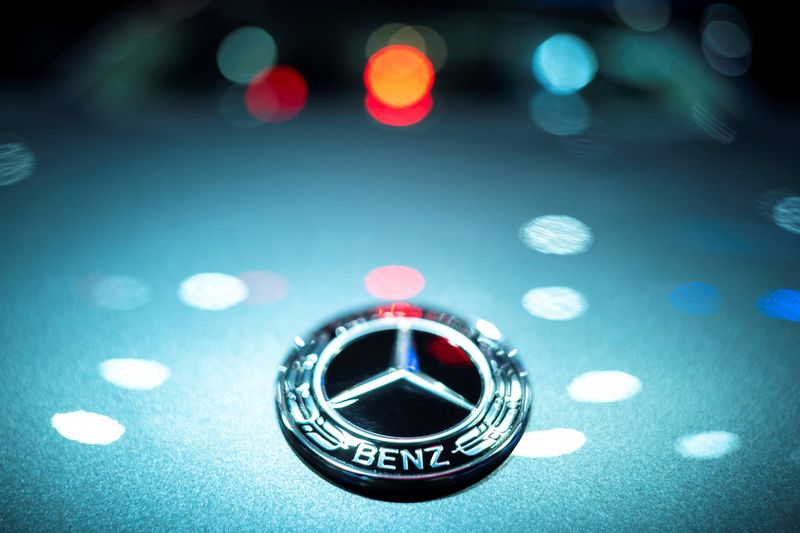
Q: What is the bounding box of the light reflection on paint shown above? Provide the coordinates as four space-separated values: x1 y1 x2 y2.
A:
519 215 593 255
99 358 171 390
669 282 721 316
365 92 433 127
530 91 591 137
533 34 597 94
567 371 642 403
179 272 249 310
757 289 800 322
91 275 152 311
364 265 425 300
0 142 36 186
51 410 125 445
772 196 800 234
513 428 587 458
522 286 588 321
238 270 289 305
675 431 740 460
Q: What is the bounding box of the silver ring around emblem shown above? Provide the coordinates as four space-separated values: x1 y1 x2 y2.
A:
274 304 532 500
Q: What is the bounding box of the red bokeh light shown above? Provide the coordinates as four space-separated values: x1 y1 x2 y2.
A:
245 66 308 123
364 265 425 300
376 302 424 318
364 93 433 127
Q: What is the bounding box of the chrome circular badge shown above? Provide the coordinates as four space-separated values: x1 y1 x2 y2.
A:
275 304 531 500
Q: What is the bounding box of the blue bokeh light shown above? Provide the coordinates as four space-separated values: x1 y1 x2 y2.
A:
532 34 598 94
669 282 721 316
758 289 800 322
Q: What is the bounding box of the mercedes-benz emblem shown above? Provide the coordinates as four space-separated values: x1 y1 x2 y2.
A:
275 303 531 500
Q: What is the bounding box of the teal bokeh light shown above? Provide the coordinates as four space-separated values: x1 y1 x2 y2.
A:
532 34 598 94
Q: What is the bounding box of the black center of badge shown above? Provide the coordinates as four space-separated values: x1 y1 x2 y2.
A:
275 304 531 500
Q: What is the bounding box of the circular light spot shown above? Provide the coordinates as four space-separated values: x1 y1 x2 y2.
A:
365 92 433 127
513 428 586 458
216 26 277 84
522 286 588 321
519 215 593 255
614 0 671 32
91 275 152 311
530 90 591 136
238 270 289 305
675 431 740 460
410 26 448 72
772 196 800 234
245 66 308 123
365 45 434 108
532 34 597 94
669 282 721 316
704 20 751 59
475 318 502 340
757 289 800 322
364 265 425 300
388 25 427 54
99 358 171 390
0 142 36 186
366 23 406 58
179 272 249 310
567 371 642 403
51 410 125 445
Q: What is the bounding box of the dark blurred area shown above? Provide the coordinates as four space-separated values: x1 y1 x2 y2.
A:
1 0 797 106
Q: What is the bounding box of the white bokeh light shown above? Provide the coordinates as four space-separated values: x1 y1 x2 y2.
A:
513 428 587 458
51 410 125 445
522 286 588 321
99 358 171 390
675 431 740 460
519 215 593 255
179 272 249 310
567 370 642 403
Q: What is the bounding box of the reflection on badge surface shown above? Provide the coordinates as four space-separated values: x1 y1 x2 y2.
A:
275 304 532 500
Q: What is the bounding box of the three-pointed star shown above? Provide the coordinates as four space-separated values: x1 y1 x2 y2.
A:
328 325 475 411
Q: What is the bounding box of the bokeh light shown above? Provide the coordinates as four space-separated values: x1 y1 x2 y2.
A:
179 272 249 310
99 358 171 390
614 0 671 32
0 142 36 186
530 91 591 136
701 5 751 77
365 92 433 127
772 196 800 234
364 265 425 300
519 215 593 255
669 282 722 316
365 45 434 108
91 275 152 311
532 34 597 94
757 289 800 322
567 371 642 403
216 26 277 84
238 270 289 305
512 428 587 458
51 410 125 445
245 66 308 123
366 24 447 72
675 431 740 460
522 286 588 321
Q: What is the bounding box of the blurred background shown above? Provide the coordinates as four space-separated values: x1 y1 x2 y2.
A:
1 0 796 135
